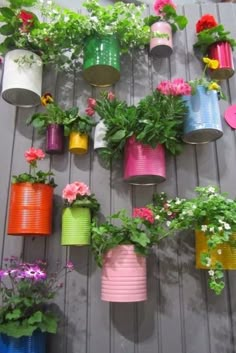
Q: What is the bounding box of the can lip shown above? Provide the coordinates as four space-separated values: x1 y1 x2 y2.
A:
182 128 223 144
83 64 120 87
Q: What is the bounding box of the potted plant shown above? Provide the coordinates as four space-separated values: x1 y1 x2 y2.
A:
183 57 225 144
7 147 56 236
144 0 188 58
151 186 236 295
0 0 89 106
91 207 162 302
193 14 236 80
92 82 190 184
61 181 100 246
0 256 74 353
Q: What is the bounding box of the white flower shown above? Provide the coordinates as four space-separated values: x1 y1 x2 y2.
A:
166 221 171 227
175 198 181 205
224 223 231 230
219 219 224 224
64 16 69 22
187 210 193 216
217 249 222 255
208 187 216 193
192 205 197 209
47 0 52 4
218 226 223 231
91 16 99 23
208 270 215 276
209 227 214 232
167 211 172 216
201 225 208 232
155 215 160 220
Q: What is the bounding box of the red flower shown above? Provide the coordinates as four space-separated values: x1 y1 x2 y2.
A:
87 98 96 109
24 147 45 164
196 14 218 33
107 92 115 101
85 107 95 116
133 207 155 224
18 10 34 32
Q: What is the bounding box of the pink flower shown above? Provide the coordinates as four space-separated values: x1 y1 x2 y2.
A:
157 78 192 96
62 183 78 203
133 207 155 224
66 261 74 271
157 80 172 95
107 92 115 101
24 147 45 164
87 98 96 109
73 181 91 196
85 107 95 116
154 0 176 16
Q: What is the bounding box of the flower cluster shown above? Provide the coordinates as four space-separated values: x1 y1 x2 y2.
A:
11 148 55 186
133 207 155 224
196 14 218 33
62 181 91 204
0 256 74 338
18 10 35 33
157 78 192 96
153 0 176 16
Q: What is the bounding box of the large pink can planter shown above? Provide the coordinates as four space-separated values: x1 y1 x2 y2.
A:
124 136 166 185
208 41 234 80
101 245 147 302
150 21 173 58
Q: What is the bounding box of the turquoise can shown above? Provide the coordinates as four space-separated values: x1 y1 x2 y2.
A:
83 35 120 87
183 85 223 144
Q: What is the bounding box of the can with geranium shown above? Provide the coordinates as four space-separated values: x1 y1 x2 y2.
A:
7 148 56 236
91 207 161 302
144 0 188 58
0 256 74 353
61 181 100 246
194 14 236 80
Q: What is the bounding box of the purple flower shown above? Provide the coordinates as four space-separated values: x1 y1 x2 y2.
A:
23 266 47 280
66 261 74 271
0 270 8 279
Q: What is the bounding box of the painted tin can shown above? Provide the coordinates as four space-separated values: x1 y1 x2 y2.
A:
124 136 166 185
46 124 64 154
83 35 120 87
2 49 42 107
69 132 88 155
0 331 46 353
61 207 91 246
183 85 223 144
101 245 147 302
150 21 173 58
208 41 234 80
94 120 107 150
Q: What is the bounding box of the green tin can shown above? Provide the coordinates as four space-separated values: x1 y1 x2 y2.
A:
61 207 91 246
83 35 120 87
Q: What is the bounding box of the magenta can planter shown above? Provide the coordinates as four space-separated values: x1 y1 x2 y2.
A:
101 245 147 302
124 136 166 185
46 124 64 154
208 41 234 80
150 21 173 58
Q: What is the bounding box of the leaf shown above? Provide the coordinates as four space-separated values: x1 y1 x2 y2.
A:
0 23 15 35
110 129 126 142
6 309 21 320
130 232 150 248
28 311 43 325
0 7 15 20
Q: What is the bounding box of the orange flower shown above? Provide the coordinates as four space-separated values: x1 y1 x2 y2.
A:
41 93 54 106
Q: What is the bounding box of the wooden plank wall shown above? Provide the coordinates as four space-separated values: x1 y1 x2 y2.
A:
0 1 236 352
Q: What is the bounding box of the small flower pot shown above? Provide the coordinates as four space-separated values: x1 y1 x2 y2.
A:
83 35 120 87
183 85 223 144
69 132 88 155
195 230 236 269
94 120 107 150
101 245 147 302
2 49 43 107
7 183 53 236
0 331 46 353
124 136 166 185
46 124 64 154
61 207 91 246
150 21 173 58
208 41 234 80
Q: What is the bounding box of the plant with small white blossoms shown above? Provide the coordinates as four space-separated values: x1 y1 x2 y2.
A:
151 186 236 295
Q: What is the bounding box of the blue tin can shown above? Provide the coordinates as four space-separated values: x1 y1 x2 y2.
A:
183 85 223 144
0 331 46 353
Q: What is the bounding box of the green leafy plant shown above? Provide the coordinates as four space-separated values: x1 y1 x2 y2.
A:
91 207 164 267
151 186 236 295
12 147 56 187
0 257 74 338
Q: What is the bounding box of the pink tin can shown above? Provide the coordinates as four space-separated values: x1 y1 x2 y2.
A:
208 41 234 80
150 21 173 58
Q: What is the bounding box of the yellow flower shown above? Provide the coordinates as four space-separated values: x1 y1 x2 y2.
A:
208 82 220 91
41 93 54 106
202 57 219 70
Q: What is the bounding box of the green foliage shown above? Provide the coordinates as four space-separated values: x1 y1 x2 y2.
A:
194 24 236 55
11 171 56 187
144 5 188 32
151 186 236 295
64 194 100 216
91 209 163 267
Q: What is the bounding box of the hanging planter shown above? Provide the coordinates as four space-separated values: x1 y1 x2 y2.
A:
7 183 53 236
46 124 64 154
195 230 236 270
83 35 120 87
124 136 166 185
183 85 223 144
1 49 43 107
94 120 107 150
101 245 147 302
61 207 91 246
69 132 88 155
207 41 234 80
150 21 173 58
0 331 46 353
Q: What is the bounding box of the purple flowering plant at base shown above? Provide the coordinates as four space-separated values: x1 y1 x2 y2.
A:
0 257 74 338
